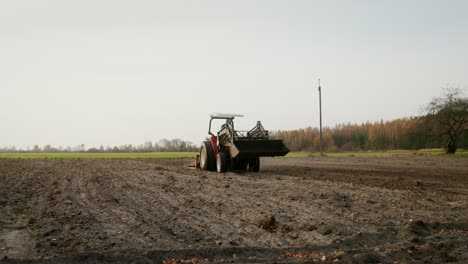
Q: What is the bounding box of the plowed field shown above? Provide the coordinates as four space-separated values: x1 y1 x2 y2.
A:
1 156 467 263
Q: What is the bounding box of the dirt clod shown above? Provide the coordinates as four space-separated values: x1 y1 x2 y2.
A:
318 228 333 235
254 215 276 232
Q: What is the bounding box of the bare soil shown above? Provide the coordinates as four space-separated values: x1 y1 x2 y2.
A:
0 156 467 263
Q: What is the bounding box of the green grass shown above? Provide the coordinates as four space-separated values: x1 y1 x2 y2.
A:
284 152 312 158
286 149 468 158
0 152 197 159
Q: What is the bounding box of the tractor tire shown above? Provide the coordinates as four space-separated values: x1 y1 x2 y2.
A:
216 153 228 173
200 141 215 171
249 157 260 172
232 158 248 171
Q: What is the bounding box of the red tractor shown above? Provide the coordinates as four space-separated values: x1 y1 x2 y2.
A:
196 114 290 173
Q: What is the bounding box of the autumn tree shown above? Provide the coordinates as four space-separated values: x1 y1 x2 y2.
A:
425 88 468 154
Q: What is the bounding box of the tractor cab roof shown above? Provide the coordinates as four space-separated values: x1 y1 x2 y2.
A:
208 113 243 136
210 113 244 119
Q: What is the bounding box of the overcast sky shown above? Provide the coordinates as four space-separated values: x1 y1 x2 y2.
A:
1 0 467 148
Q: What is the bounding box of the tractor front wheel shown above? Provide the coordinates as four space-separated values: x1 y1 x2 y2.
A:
249 157 260 172
200 141 215 171
231 158 248 171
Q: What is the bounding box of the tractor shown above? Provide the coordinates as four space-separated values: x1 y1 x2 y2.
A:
196 114 290 173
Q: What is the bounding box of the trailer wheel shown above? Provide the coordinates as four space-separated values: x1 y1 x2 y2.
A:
216 153 228 173
249 157 260 172
200 141 215 171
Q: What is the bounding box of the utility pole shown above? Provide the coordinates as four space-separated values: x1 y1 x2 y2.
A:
318 79 323 156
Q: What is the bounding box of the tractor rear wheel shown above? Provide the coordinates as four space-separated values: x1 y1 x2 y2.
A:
200 141 215 171
249 157 260 172
216 153 227 173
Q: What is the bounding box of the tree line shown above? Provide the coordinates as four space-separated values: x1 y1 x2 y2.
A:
272 117 464 152
1 89 466 154
0 138 199 153
273 88 468 153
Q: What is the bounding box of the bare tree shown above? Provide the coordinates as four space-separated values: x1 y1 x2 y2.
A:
425 88 468 154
